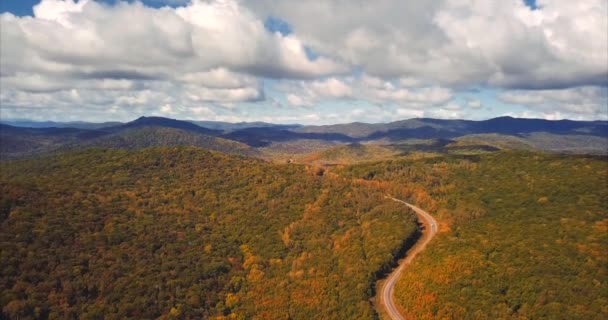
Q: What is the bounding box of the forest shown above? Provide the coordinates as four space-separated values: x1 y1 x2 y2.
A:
0 147 418 319
1 120 606 320
340 152 607 319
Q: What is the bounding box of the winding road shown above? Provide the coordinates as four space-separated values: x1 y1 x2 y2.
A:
380 197 438 320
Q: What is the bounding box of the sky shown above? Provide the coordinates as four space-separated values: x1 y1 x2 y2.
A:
0 0 606 124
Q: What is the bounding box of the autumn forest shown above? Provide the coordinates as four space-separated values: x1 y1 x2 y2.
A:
1 117 607 320
2 0 607 318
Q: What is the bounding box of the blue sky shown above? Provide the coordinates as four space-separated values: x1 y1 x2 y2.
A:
1 0 185 15
0 0 606 124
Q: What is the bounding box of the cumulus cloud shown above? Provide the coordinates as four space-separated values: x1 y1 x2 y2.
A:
466 99 482 109
286 93 309 107
281 74 453 108
2 0 345 80
498 86 608 120
250 0 607 89
1 0 606 122
0 0 351 120
0 0 345 111
0 78 260 121
425 107 467 120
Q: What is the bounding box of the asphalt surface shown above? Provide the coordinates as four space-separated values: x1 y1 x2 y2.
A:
381 197 438 320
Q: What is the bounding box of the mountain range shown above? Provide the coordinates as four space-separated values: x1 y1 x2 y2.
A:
1 116 606 159
1 116 606 319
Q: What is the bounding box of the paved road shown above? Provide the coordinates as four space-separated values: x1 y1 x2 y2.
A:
381 197 438 320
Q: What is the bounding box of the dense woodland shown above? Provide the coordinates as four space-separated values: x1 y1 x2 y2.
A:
0 147 417 319
0 125 256 159
340 152 608 319
1 119 606 319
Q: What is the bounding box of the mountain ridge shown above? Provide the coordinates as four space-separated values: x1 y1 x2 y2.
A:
1 116 606 159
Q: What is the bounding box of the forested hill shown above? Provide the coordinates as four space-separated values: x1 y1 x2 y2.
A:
2 116 607 159
0 124 255 159
0 147 417 319
295 116 608 139
339 152 608 319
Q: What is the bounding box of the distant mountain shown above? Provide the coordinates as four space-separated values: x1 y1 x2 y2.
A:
470 116 608 136
103 116 222 136
0 123 97 136
221 117 606 155
455 132 608 154
0 119 123 129
0 124 105 159
295 117 608 141
0 117 252 159
2 116 606 159
1 118 301 133
294 119 456 138
222 126 355 147
65 127 257 157
190 120 300 132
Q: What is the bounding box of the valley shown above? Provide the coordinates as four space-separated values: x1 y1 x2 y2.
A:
339 152 608 319
0 117 606 319
2 1 606 319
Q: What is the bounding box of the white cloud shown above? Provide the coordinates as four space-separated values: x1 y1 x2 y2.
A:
396 108 425 118
306 78 353 98
177 68 258 89
0 73 138 93
185 85 263 103
425 108 466 119
250 0 607 89
467 99 482 109
501 110 568 121
0 0 352 120
498 86 608 120
367 85 452 105
1 0 606 122
0 79 261 121
159 103 174 114
9 0 345 80
421 102 468 119
286 93 310 107
282 74 453 108
0 0 346 103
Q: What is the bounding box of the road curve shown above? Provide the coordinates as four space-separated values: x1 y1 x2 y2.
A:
380 197 438 320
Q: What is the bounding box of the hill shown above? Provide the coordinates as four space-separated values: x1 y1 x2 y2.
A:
63 127 257 157
104 116 222 136
190 120 300 132
0 124 106 159
299 143 401 164
339 152 608 319
2 116 607 160
0 120 123 130
223 116 607 154
221 126 355 147
0 118 250 159
295 117 608 140
0 147 417 319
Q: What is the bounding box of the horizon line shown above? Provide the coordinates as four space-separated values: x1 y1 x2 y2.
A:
2 115 607 127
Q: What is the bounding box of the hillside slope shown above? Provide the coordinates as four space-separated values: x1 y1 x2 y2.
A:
2 116 606 160
0 147 417 319
65 127 257 156
0 122 253 159
339 152 608 319
295 117 607 140
105 116 221 136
